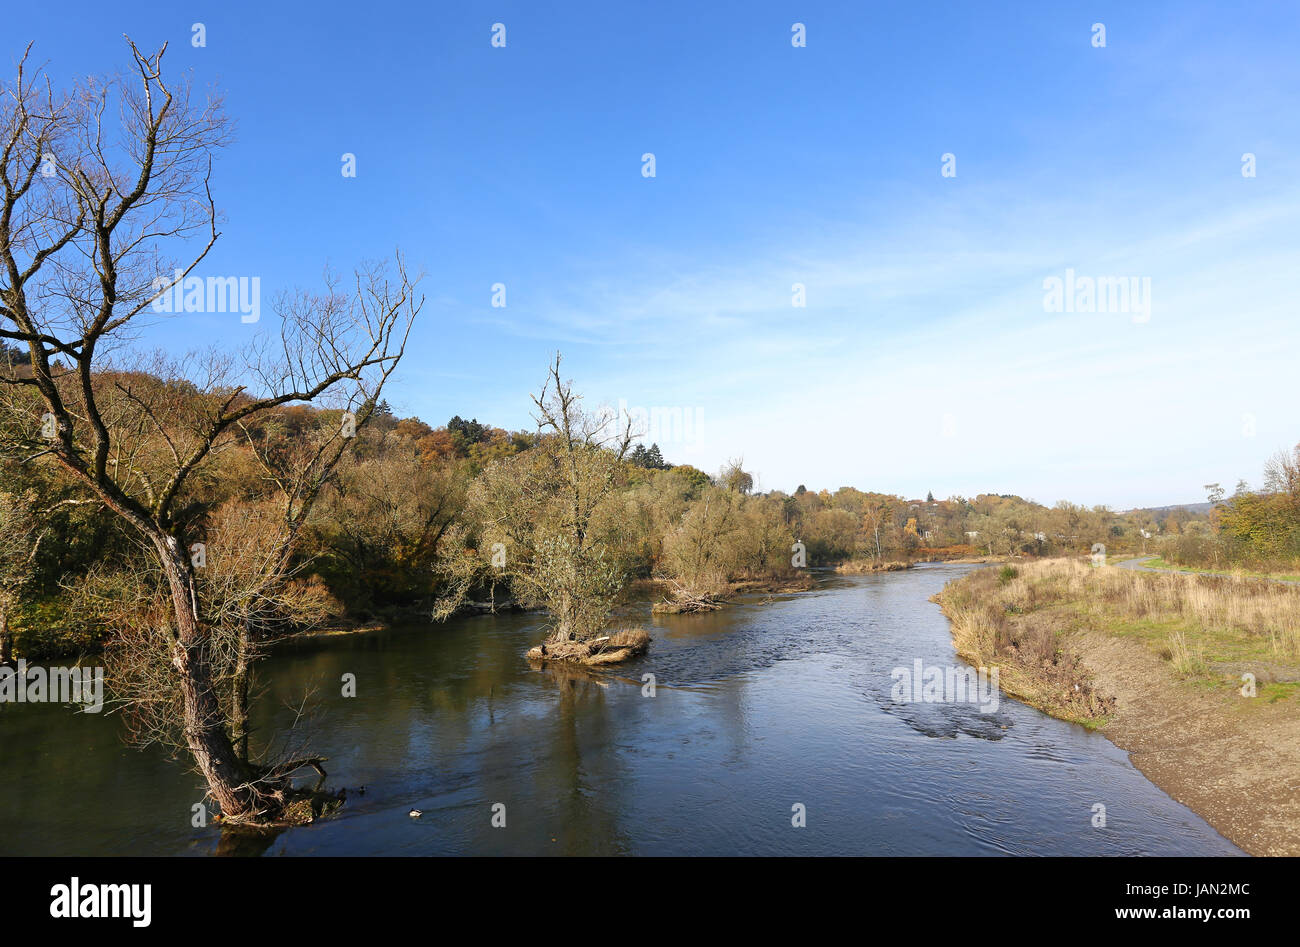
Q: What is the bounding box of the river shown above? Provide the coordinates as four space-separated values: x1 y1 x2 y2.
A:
0 563 1241 855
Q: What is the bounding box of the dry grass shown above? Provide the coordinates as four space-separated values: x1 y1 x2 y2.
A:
652 571 814 612
935 567 1115 724
937 557 1300 722
1007 558 1300 659
729 571 816 593
833 560 911 574
1166 629 1206 677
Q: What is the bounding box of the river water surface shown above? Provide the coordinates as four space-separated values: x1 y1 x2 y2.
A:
0 563 1242 855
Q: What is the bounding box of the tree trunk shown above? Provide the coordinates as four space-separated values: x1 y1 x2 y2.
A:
551 590 575 642
0 606 12 665
231 622 252 764
152 534 258 820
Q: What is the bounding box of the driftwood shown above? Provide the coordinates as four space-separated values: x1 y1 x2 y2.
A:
526 629 651 665
652 579 727 614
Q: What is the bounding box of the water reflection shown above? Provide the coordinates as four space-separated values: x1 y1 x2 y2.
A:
0 564 1242 856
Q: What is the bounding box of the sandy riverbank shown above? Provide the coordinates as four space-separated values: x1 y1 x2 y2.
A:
935 558 1300 855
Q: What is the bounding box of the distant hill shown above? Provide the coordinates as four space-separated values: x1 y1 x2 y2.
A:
1126 501 1214 516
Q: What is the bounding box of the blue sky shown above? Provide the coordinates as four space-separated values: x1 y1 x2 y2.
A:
10 1 1300 508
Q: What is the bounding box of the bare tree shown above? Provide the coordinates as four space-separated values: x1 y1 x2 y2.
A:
0 40 420 824
718 457 753 495
79 493 338 772
861 499 888 561
1263 444 1300 498
435 354 633 644
0 486 43 662
658 488 740 610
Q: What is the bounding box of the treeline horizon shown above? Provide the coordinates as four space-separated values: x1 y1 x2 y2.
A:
6 347 1294 661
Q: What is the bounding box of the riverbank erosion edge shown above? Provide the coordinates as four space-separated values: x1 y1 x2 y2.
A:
935 557 1300 856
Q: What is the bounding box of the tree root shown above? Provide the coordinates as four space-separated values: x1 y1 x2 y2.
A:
212 757 341 831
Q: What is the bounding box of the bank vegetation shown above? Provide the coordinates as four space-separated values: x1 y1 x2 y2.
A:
937 558 1300 854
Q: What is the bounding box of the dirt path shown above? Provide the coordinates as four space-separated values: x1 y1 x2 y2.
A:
1117 554 1300 586
1073 627 1300 856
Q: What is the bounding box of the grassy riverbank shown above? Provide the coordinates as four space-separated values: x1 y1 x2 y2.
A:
1139 556 1300 583
936 558 1300 855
